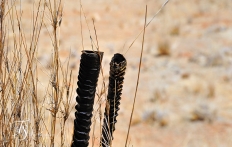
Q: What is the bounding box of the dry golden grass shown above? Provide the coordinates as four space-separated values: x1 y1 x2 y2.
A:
0 0 74 146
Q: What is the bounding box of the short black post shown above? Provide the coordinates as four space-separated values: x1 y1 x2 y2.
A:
101 53 127 147
72 50 103 147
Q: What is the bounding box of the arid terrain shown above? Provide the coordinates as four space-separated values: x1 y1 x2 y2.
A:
5 0 232 146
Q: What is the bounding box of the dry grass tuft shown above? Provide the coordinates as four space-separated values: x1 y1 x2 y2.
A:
0 0 74 146
157 40 171 56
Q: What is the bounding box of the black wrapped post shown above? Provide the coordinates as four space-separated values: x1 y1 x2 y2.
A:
101 53 127 147
72 50 103 147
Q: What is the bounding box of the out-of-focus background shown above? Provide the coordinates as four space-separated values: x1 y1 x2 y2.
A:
10 0 232 146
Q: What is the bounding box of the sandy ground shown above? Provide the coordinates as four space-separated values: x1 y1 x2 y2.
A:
9 0 232 146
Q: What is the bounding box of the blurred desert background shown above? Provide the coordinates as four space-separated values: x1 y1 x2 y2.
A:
3 0 232 146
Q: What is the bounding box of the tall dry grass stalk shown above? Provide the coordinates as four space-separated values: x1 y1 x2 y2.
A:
0 0 6 145
0 0 5 72
46 0 63 146
125 5 147 147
